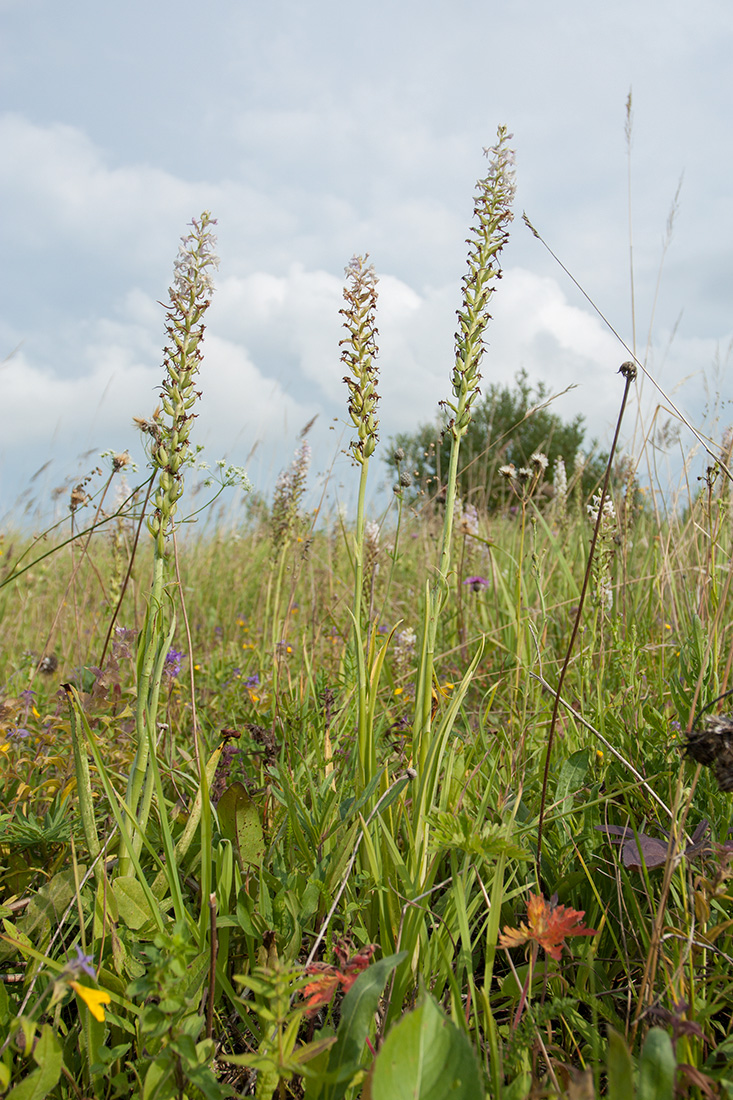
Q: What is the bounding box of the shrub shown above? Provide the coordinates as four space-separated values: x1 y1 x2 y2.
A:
388 369 611 511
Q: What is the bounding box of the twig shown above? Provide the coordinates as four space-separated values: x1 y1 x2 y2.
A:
529 669 674 822
535 363 638 876
522 214 732 483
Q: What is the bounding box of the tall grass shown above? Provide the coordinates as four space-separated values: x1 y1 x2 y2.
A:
0 129 732 1099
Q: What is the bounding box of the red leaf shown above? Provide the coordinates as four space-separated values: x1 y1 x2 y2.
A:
499 894 595 961
303 943 377 1013
302 967 341 1013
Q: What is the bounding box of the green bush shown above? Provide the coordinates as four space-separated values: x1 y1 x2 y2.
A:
388 369 611 511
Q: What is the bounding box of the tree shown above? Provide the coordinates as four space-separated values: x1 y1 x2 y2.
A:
387 371 609 512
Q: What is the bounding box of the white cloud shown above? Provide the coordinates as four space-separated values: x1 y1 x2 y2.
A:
0 114 197 256
2 242 728 523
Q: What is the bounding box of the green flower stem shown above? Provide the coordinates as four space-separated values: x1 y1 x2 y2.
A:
413 128 515 776
353 457 373 791
118 577 173 877
414 390 467 776
119 213 218 879
340 255 380 794
64 685 102 886
150 743 223 899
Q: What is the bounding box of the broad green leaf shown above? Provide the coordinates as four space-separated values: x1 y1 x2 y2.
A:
18 869 82 942
638 1027 676 1100
217 783 265 869
142 1053 175 1100
319 952 406 1100
606 1028 634 1100
112 876 158 930
370 992 483 1100
6 1025 62 1100
556 749 589 809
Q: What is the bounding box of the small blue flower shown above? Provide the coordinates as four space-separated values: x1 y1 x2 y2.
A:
164 648 184 680
66 945 97 980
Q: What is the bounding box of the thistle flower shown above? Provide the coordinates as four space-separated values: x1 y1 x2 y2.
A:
341 255 380 463
445 127 515 439
463 575 490 592
144 212 219 557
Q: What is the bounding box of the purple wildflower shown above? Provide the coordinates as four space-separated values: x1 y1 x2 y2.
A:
244 673 260 689
164 648 184 680
66 945 97 980
463 576 490 593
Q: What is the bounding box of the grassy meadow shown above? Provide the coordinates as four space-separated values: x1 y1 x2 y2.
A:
1 131 733 1099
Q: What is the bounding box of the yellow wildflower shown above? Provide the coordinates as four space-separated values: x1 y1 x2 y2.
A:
69 981 112 1022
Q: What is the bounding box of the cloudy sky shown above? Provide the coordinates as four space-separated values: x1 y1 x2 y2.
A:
2 0 732 524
